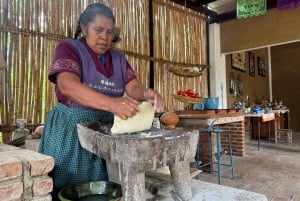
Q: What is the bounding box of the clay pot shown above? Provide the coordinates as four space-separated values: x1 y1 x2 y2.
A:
160 112 179 129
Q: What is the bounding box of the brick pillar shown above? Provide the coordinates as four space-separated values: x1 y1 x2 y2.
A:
219 121 245 156
0 144 54 201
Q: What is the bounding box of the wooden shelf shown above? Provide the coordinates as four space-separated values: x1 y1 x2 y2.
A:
167 65 208 77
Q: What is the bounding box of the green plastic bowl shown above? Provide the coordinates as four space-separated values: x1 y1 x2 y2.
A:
58 181 122 201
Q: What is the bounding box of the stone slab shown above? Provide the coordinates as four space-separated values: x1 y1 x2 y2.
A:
145 178 268 201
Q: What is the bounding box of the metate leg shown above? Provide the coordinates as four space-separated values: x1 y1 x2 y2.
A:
169 161 192 200
119 167 145 201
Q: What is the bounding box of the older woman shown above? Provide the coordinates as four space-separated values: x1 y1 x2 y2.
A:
38 2 164 199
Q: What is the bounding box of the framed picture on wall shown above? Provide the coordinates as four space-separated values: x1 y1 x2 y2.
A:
248 52 255 77
257 56 266 77
231 52 246 72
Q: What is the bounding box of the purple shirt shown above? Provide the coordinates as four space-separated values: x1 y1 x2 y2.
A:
48 38 137 107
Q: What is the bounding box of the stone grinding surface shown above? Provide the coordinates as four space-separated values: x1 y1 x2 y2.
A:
77 123 198 201
77 124 198 171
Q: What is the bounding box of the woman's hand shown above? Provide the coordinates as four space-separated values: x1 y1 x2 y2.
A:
112 97 140 120
124 79 164 112
143 88 164 112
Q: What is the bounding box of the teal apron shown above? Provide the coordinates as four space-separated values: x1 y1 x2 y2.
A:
38 103 113 191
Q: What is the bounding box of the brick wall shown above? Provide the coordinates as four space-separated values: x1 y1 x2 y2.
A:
219 121 246 156
0 143 54 201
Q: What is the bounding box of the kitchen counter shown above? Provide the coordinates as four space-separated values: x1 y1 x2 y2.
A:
176 109 245 126
176 109 244 118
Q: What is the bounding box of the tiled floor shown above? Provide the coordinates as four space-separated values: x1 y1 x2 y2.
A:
195 134 300 201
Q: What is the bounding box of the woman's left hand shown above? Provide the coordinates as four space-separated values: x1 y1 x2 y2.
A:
144 88 164 112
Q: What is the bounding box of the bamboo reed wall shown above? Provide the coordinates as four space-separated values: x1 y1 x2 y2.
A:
0 0 207 143
153 0 207 111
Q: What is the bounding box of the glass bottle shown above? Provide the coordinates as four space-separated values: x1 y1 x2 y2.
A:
12 119 30 140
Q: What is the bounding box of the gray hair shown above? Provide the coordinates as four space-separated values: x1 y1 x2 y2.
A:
74 3 120 43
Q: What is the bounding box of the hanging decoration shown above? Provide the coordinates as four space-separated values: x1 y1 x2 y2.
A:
277 0 300 10
229 71 243 97
236 0 267 19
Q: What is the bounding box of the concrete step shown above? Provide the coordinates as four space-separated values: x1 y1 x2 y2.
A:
145 178 268 201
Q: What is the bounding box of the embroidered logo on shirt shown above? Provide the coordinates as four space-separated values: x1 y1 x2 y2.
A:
52 59 81 73
83 81 124 95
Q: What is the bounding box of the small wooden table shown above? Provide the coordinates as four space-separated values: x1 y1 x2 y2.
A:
245 113 275 150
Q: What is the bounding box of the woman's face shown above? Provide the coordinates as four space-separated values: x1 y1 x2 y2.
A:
84 14 115 56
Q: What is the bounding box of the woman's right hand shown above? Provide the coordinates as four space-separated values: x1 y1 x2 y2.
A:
112 97 140 120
